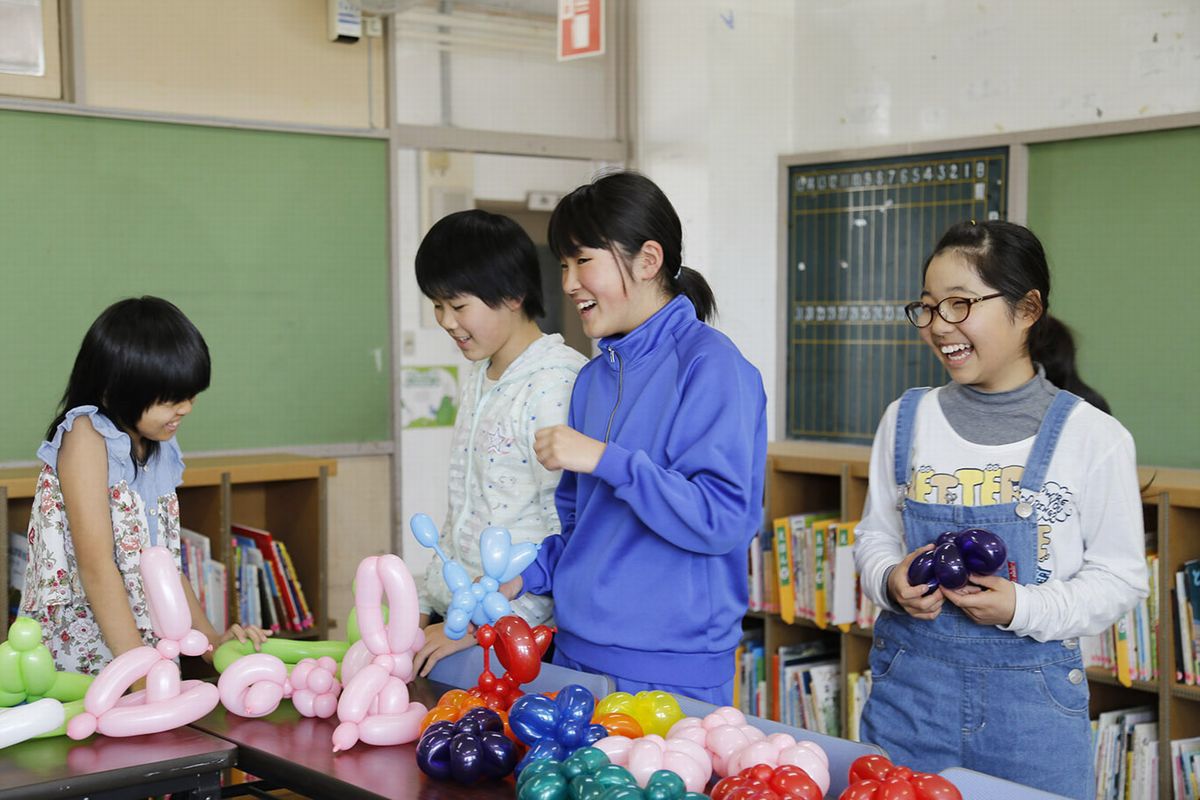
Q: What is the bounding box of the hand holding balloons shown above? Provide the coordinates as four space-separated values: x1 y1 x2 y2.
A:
907 528 1007 594
410 513 539 640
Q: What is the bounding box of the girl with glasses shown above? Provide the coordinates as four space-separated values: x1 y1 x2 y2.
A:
854 220 1149 798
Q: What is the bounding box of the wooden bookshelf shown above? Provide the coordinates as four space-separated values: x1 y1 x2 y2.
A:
1 454 337 639
755 441 1200 796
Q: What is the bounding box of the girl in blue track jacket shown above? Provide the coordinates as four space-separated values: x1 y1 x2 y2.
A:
502 171 767 704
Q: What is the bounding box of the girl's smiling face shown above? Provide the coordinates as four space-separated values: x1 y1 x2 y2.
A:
561 244 669 340
135 398 194 444
920 250 1038 393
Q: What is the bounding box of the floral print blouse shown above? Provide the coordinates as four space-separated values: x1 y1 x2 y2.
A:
19 406 185 675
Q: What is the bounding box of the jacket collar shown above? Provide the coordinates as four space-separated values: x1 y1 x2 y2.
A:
597 294 697 369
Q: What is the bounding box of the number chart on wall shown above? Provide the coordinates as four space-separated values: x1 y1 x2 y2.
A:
786 147 1008 443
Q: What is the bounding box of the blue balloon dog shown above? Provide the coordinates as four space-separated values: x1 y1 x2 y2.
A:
409 513 540 640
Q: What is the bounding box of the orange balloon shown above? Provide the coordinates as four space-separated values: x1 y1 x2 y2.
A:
437 689 473 709
593 712 643 738
419 704 460 733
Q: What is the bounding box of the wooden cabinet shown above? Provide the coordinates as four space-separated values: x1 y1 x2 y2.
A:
757 440 1200 795
1 454 337 639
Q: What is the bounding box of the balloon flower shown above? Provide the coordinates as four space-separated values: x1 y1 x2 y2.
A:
331 554 428 751
509 684 608 774
218 652 343 719
68 546 219 739
838 755 962 800
711 763 824 800
415 706 519 783
516 747 708 800
667 706 829 790
470 615 554 711
594 690 684 738
907 528 1007 593
592 732 712 794
0 616 93 744
410 513 540 640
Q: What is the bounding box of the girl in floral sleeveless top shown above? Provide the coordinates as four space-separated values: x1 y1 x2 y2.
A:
20 296 269 675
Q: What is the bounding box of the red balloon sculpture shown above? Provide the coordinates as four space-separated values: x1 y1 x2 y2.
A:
469 616 554 711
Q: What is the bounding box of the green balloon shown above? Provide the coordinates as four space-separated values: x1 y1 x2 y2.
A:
7 618 43 652
0 690 25 707
35 699 86 739
644 771 685 800
593 765 638 788
19 648 55 697
517 758 563 792
0 643 24 696
212 638 350 674
599 787 645 800
518 771 568 800
43 671 93 702
564 747 610 776
345 605 388 645
571 776 606 800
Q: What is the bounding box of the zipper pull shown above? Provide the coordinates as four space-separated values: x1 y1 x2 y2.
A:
608 347 616 364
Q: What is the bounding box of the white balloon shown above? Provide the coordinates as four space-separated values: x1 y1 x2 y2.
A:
0 699 66 748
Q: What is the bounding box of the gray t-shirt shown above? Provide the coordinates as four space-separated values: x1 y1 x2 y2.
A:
937 366 1057 446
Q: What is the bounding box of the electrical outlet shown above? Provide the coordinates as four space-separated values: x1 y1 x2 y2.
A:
364 16 383 37
402 331 416 357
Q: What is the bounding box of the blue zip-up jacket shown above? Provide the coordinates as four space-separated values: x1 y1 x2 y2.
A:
521 295 767 687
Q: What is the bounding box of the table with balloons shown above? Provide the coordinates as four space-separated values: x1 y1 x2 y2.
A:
0 514 1018 800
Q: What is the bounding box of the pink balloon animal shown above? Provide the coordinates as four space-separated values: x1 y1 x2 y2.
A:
66 547 220 739
667 706 830 794
593 733 713 793
330 554 428 752
218 653 341 719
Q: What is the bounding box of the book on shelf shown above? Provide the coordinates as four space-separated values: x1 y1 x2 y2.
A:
830 520 860 632
773 516 797 624
775 640 834 728
1092 705 1155 800
845 670 872 743
179 528 227 631
1082 552 1159 686
1170 735 1200 800
230 524 314 633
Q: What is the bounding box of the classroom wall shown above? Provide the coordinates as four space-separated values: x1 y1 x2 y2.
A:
77 0 386 128
634 0 1200 444
0 3 394 585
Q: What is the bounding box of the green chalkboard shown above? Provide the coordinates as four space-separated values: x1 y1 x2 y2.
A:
786 148 1008 443
1027 127 1200 469
0 110 391 461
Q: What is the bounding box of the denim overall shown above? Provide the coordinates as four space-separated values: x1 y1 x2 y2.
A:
860 388 1093 800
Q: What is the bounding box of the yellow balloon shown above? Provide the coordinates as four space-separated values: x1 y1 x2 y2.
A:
595 690 683 738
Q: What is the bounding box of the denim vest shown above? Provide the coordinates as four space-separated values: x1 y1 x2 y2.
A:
860 388 1092 800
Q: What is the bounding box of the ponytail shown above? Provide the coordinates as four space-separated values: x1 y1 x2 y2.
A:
549 170 718 324
1028 314 1110 413
670 265 717 323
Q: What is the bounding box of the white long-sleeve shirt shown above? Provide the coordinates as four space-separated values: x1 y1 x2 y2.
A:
855 387 1149 643
417 333 587 626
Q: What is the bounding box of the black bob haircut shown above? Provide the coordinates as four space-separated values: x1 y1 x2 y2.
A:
414 209 545 319
47 296 211 466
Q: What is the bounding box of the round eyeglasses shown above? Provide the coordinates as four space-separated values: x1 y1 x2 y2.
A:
904 293 1004 328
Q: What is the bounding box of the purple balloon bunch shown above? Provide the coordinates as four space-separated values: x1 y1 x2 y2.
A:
907 528 1007 594
415 707 518 784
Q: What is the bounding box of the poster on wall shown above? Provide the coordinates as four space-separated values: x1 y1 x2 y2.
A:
557 0 603 61
401 366 459 429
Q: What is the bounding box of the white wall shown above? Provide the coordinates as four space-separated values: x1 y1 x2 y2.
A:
634 0 1200 439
